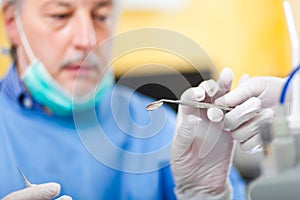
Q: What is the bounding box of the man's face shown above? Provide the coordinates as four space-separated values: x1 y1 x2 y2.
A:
16 0 116 95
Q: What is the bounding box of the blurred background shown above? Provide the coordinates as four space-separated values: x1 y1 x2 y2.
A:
1 0 299 184
0 0 293 81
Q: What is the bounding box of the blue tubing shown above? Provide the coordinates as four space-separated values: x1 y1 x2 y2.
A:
280 64 300 105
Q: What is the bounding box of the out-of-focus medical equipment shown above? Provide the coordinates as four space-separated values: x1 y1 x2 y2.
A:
248 1 300 200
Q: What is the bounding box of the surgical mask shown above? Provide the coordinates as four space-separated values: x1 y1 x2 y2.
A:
22 61 114 116
15 11 114 116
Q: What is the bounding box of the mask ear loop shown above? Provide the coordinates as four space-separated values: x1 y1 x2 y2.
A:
17 47 29 77
14 10 35 64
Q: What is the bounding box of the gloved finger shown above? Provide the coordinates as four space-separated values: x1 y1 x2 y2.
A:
215 67 233 98
199 79 219 97
238 74 250 85
171 115 200 160
215 77 284 108
207 107 224 123
198 68 233 99
224 97 261 131
214 78 259 107
55 195 73 200
231 109 274 142
181 86 206 102
180 87 206 115
240 134 263 153
3 182 60 200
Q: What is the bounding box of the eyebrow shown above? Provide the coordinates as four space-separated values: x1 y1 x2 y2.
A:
42 0 113 9
93 0 113 9
43 0 74 9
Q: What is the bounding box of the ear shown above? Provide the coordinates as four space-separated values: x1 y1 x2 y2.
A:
2 3 21 46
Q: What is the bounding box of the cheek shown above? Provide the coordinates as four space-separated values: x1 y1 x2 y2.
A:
28 35 68 77
42 37 69 66
95 27 112 44
40 55 64 77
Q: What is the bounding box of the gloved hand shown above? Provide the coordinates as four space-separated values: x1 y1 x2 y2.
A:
171 68 235 200
215 75 285 152
215 75 286 108
3 182 72 200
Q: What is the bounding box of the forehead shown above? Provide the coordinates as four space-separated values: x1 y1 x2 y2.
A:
21 0 115 9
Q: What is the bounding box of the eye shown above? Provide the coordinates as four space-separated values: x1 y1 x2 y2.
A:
93 14 110 23
50 13 71 20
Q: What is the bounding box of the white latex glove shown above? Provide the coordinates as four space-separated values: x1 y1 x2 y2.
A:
215 75 285 152
215 75 286 108
3 183 72 200
171 68 235 200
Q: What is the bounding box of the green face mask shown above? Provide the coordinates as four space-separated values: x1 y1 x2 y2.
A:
21 59 114 116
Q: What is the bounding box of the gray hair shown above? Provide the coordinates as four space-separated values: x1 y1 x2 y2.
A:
2 0 16 5
1 0 21 7
1 0 22 10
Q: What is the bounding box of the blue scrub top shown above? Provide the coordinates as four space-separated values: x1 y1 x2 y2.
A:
0 65 245 199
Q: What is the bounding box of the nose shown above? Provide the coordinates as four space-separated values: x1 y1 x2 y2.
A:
73 13 96 52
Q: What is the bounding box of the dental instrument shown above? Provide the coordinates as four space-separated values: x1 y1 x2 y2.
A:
18 167 32 188
146 99 233 112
